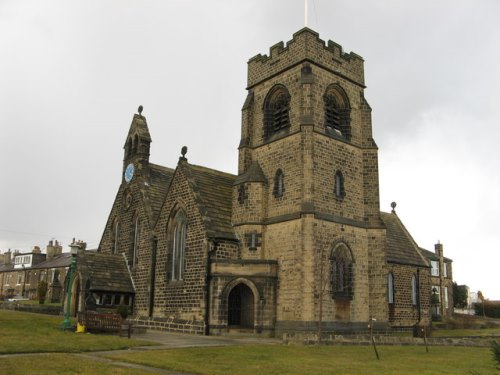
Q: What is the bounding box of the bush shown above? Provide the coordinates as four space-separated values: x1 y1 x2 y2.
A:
474 302 500 318
116 304 129 319
37 281 48 305
492 340 500 367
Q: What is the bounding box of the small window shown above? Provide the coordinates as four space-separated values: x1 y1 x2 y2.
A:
431 261 439 276
388 273 394 304
444 287 449 309
273 169 285 198
334 170 345 199
443 263 448 278
104 294 112 305
238 185 247 205
411 275 417 306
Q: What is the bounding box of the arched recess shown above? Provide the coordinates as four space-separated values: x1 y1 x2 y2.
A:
263 84 291 140
222 278 260 329
323 84 351 140
330 240 355 321
69 273 82 317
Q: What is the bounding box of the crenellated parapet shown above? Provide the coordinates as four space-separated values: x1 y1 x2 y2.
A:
247 27 365 89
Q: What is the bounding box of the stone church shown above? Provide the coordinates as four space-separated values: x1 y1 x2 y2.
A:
89 28 451 336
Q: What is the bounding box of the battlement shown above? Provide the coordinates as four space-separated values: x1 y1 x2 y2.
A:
247 28 365 88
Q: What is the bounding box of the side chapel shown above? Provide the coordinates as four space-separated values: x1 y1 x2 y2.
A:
91 28 448 335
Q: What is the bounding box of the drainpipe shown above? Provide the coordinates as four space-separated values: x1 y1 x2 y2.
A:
205 240 218 336
149 236 158 318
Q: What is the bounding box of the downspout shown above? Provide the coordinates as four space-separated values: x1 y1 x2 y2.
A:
204 240 218 336
149 236 158 318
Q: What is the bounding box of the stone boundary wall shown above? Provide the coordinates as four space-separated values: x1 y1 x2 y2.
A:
283 333 498 347
133 316 204 335
0 302 62 316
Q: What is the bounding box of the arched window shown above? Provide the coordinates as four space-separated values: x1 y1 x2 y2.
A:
112 219 119 255
330 244 354 299
132 215 140 267
170 210 187 281
126 138 132 158
323 85 351 140
334 170 345 199
411 274 417 306
263 85 291 139
273 169 285 198
388 273 395 304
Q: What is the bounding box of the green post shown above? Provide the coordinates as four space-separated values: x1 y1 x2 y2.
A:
62 245 78 330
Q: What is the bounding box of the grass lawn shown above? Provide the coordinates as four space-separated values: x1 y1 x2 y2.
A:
0 310 153 353
0 354 153 375
104 345 499 375
432 327 500 337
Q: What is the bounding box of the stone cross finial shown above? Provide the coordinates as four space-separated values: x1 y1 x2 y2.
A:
180 146 188 161
138 105 143 115
391 201 397 213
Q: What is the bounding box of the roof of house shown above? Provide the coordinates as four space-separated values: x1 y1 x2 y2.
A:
380 212 429 267
183 163 237 240
418 247 453 263
78 252 134 293
32 253 72 269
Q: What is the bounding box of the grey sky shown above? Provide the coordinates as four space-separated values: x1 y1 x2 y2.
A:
1 0 499 299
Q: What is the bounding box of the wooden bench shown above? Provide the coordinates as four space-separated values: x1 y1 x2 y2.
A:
77 312 133 338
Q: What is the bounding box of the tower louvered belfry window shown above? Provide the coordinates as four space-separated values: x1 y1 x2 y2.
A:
323 85 351 140
263 85 291 139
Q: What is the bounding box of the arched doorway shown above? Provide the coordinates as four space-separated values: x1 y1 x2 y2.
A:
227 283 254 329
70 277 80 317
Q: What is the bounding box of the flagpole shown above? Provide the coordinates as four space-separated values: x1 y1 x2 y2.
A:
305 0 309 27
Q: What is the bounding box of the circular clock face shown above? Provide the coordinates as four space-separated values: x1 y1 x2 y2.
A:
124 163 134 183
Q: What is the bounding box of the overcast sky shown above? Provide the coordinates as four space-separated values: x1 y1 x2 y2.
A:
1 0 499 300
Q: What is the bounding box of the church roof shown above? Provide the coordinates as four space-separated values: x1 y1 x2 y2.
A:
145 163 174 225
78 252 134 293
184 163 237 240
380 212 429 267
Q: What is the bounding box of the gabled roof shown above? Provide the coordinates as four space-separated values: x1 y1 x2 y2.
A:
182 163 237 240
144 163 174 225
380 212 429 267
32 253 72 269
78 252 134 293
234 161 267 185
418 247 453 263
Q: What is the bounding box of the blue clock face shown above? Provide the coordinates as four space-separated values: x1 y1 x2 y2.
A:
124 163 134 183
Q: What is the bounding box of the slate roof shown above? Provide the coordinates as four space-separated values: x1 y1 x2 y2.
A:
380 212 429 267
418 247 452 263
234 161 267 185
32 253 72 269
78 252 134 293
146 163 174 224
184 163 237 240
0 263 14 272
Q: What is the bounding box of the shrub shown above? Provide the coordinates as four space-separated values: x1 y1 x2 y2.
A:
37 281 48 305
116 304 129 319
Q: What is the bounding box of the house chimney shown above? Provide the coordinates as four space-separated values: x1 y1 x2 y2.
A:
32 246 41 254
4 249 12 264
46 240 63 260
434 242 443 258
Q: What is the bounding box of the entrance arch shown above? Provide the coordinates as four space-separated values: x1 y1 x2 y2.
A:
227 283 255 328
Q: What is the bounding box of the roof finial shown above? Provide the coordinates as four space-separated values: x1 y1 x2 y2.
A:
138 105 143 115
180 146 188 161
391 201 397 213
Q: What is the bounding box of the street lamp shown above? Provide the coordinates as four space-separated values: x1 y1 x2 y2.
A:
62 242 79 331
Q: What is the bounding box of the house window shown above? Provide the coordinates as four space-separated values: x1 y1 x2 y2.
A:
443 263 448 278
17 273 22 285
132 215 140 267
388 273 394 304
171 210 187 281
273 169 285 198
444 287 449 309
330 244 354 299
430 261 439 276
411 275 417 306
323 85 351 140
263 85 290 139
334 170 345 199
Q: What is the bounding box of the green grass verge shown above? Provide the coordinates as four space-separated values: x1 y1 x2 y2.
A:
0 310 153 353
432 327 500 337
0 354 153 375
104 345 498 375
